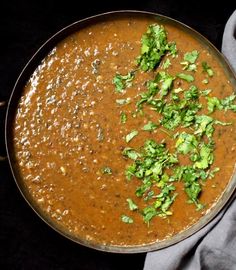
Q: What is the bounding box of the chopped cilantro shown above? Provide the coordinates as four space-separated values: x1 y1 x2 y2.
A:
136 72 174 110
143 206 157 223
184 50 199 63
181 166 203 208
194 115 214 138
125 130 139 143
168 42 178 57
184 85 199 100
156 71 175 98
113 71 135 92
202 61 214 77
121 215 133 224
221 94 236 112
122 147 140 160
177 73 194 82
208 167 220 179
194 143 214 169
201 89 212 96
101 167 112 174
162 58 171 69
142 121 158 131
120 112 127 124
136 24 177 71
113 23 236 225
181 50 199 71
127 198 138 211
202 79 209 84
176 132 198 154
206 94 236 113
207 96 222 113
116 98 131 105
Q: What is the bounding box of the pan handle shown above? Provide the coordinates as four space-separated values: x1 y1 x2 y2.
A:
0 101 7 161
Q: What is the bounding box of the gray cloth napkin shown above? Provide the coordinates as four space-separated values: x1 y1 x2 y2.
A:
222 10 236 73
144 10 236 270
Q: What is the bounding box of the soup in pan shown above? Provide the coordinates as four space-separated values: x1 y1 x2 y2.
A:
13 15 236 247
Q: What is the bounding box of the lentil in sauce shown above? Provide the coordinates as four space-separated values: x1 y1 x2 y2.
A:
13 16 236 247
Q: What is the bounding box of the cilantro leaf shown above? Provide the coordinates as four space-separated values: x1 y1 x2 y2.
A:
121 215 134 224
156 71 174 97
207 96 222 113
122 147 140 160
221 94 236 112
181 166 203 208
162 58 171 69
127 198 138 211
143 121 158 131
202 61 214 77
201 89 212 96
125 130 139 143
101 167 112 174
177 73 194 82
202 79 209 84
167 42 178 57
181 50 199 71
184 85 199 100
113 71 135 92
116 98 131 105
143 206 157 223
120 112 127 124
194 143 214 169
175 132 198 154
136 24 177 71
194 115 214 138
184 50 199 64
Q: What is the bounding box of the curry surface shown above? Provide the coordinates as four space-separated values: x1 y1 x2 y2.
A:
13 16 236 247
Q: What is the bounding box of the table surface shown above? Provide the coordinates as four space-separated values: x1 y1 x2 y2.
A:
1 1 235 269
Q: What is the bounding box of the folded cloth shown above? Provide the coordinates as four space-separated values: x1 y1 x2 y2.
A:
144 10 236 270
222 10 236 73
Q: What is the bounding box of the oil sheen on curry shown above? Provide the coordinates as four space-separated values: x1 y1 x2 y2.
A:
13 16 236 247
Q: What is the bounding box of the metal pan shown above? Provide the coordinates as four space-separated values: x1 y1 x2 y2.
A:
4 10 236 253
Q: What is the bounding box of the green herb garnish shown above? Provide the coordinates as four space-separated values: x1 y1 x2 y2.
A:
142 121 158 131
202 61 214 77
177 73 194 82
116 98 131 105
101 167 112 175
125 130 139 143
136 24 177 71
120 112 127 124
121 215 134 224
181 50 199 71
113 71 135 93
127 198 138 211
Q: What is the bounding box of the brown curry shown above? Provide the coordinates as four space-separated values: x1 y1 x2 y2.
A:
13 15 236 247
